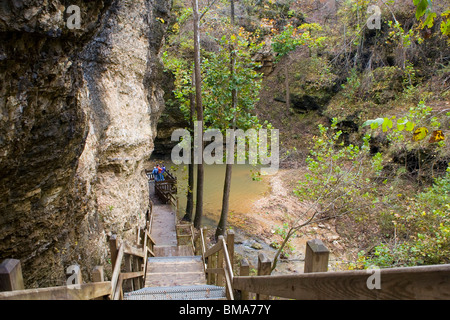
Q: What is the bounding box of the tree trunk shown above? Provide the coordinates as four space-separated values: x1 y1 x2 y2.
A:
215 0 236 239
183 87 195 222
285 60 290 109
192 0 204 229
216 163 232 239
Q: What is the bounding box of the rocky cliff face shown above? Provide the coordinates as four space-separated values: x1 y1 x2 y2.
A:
0 0 170 287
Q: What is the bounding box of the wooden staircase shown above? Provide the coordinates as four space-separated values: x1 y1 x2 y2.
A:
123 179 229 300
145 255 205 287
145 246 204 288
124 244 226 300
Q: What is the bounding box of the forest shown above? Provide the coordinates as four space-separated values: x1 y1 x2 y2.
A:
160 0 450 271
0 0 449 302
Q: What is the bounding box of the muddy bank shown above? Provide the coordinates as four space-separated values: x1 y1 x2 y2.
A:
228 168 346 274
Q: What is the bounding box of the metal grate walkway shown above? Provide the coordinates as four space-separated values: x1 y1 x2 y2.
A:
124 284 226 300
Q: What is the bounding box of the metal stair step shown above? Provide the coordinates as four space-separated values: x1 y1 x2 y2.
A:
124 285 226 300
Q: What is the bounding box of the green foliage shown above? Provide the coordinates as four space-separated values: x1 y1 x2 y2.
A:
413 0 450 36
387 20 423 47
297 103 448 269
364 101 446 152
271 222 295 258
162 53 194 122
441 10 450 36
202 33 263 131
360 167 450 267
340 68 361 101
295 119 383 220
271 23 326 62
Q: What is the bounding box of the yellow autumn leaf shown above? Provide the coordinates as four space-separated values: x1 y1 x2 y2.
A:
412 127 429 141
428 130 445 143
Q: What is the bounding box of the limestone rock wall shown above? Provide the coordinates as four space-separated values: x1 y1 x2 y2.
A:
0 0 170 287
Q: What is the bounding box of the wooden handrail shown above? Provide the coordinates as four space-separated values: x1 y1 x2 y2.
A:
142 222 150 285
2 231 450 300
123 242 145 258
220 236 234 300
0 282 112 300
0 213 153 300
202 233 234 300
197 227 207 274
154 179 177 206
233 264 450 300
204 239 223 258
110 243 124 299
109 217 154 300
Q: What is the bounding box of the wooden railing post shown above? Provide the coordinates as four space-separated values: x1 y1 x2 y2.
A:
0 259 24 292
202 227 208 251
226 229 235 272
109 235 119 271
256 253 272 300
92 266 105 300
135 226 141 247
123 255 133 292
239 259 250 300
217 246 224 286
92 266 104 282
208 253 217 285
304 239 329 273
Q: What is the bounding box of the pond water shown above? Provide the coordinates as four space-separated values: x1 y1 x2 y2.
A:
150 160 270 228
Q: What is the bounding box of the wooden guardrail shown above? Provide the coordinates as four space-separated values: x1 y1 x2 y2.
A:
0 258 111 300
0 207 155 300
176 223 195 248
145 169 176 182
109 220 156 300
3 221 449 301
146 168 177 206
193 229 235 300
233 263 450 300
193 234 450 300
155 180 177 206
233 239 450 300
